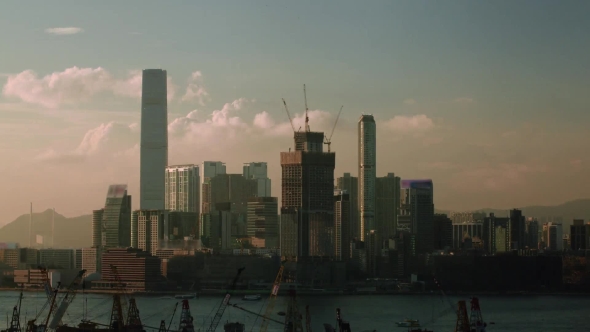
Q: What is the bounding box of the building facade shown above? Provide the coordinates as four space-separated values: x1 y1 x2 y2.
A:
334 190 351 261
140 69 168 210
165 164 200 214
375 173 400 245
243 162 272 197
400 179 434 254
247 197 279 248
336 173 359 240
101 184 132 248
358 115 376 241
281 131 335 257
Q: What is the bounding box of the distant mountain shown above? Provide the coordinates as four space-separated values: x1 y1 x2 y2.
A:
439 199 590 227
0 209 91 248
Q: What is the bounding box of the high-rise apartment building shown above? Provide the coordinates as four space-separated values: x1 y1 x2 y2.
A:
140 69 168 210
334 190 351 261
510 209 526 250
336 173 359 240
375 173 400 245
570 220 590 250
92 209 104 247
358 115 376 241
400 179 434 254
483 213 510 254
247 197 279 248
100 185 132 248
243 162 272 197
281 131 335 257
165 164 200 214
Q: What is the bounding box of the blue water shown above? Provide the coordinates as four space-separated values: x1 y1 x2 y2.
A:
0 291 588 332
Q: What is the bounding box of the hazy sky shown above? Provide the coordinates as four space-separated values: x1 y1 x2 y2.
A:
1 1 589 224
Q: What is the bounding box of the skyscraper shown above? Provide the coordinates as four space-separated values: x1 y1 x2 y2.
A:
375 173 400 244
334 190 351 261
336 173 359 239
201 161 226 214
247 197 279 248
358 115 376 241
400 179 434 254
243 162 272 197
165 164 200 214
281 131 335 257
140 69 168 210
101 184 132 248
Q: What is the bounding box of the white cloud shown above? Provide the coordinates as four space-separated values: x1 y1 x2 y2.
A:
37 121 137 163
181 71 210 105
2 67 177 108
382 114 435 132
455 97 474 103
45 27 84 35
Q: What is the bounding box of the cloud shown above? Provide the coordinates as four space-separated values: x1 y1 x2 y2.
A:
382 114 435 132
37 121 138 163
2 67 178 108
455 97 474 103
181 71 210 105
45 27 84 35
403 99 416 105
449 163 549 192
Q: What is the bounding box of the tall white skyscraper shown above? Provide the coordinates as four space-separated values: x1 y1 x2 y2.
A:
358 114 376 241
243 162 272 197
140 69 168 210
165 164 200 214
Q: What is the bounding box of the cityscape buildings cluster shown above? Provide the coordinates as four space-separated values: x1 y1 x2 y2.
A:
0 69 588 292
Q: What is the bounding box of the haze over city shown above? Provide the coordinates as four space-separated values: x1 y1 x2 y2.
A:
1 1 589 224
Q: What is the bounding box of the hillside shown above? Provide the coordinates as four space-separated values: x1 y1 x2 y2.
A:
0 209 91 248
441 199 590 227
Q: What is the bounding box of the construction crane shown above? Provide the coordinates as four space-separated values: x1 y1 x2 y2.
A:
323 106 342 153
108 265 132 332
335 308 351 332
305 306 312 332
2 288 23 332
469 298 487 332
259 263 285 332
282 99 296 133
454 300 470 332
303 84 310 132
38 266 61 326
47 269 86 331
284 287 304 332
205 267 245 332
178 300 195 332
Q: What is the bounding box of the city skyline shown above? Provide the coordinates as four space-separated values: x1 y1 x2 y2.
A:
1 1 590 224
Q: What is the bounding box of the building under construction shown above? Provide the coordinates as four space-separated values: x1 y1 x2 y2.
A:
280 86 337 258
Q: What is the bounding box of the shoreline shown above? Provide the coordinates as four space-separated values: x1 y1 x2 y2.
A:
1 287 588 297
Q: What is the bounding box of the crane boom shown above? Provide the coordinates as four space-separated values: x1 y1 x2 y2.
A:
324 106 343 153
282 99 296 133
260 264 285 332
48 269 86 330
205 267 245 332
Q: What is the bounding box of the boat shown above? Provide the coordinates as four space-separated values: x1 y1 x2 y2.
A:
242 294 262 301
175 293 197 299
396 319 420 328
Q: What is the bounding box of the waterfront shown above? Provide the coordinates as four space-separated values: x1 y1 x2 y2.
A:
0 291 588 332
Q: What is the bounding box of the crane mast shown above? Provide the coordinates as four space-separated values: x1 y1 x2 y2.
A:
303 84 310 132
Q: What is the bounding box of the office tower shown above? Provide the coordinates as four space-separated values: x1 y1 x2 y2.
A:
547 223 563 251
433 214 453 250
243 162 272 197
247 197 279 248
452 219 484 249
136 210 166 254
483 213 510 254
450 212 487 224
358 115 376 241
334 190 351 261
201 161 226 213
281 130 335 257
101 185 132 248
525 217 539 249
400 179 434 254
570 220 590 250
39 249 75 269
336 173 359 240
165 164 200 215
509 209 526 250
92 209 104 247
375 173 400 245
140 69 168 210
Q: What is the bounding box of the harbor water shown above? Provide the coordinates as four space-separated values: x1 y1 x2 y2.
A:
0 291 588 332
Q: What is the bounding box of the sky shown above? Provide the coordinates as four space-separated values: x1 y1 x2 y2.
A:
0 0 589 225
